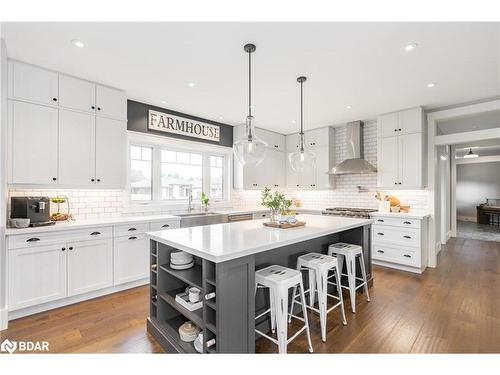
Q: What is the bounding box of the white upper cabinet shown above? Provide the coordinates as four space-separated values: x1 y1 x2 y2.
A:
58 110 96 186
9 100 58 184
377 107 425 189
95 116 127 188
96 84 127 120
378 107 423 137
256 128 285 151
8 61 59 105
59 74 96 113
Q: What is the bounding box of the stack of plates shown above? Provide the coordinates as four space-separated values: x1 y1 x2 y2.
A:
170 250 194 270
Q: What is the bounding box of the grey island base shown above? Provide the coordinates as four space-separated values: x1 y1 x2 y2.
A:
146 215 373 354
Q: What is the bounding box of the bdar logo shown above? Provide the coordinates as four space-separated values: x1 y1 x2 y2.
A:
1 339 17 353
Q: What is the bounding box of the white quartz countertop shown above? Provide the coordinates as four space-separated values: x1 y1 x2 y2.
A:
370 211 430 220
5 214 181 235
146 214 372 263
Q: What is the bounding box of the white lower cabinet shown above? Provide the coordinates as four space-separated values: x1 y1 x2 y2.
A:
67 239 113 296
113 234 149 285
370 214 428 274
8 243 67 310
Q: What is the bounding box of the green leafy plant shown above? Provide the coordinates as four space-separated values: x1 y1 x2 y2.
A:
261 187 292 213
201 192 210 209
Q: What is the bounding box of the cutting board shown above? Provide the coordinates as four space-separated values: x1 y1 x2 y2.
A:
262 221 306 229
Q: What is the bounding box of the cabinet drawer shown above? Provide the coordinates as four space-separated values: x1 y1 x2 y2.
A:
149 220 181 231
253 211 270 220
372 225 420 247
114 222 150 237
8 226 113 249
371 216 421 228
113 234 149 285
372 243 420 267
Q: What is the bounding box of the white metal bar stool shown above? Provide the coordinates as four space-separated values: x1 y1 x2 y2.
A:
255 265 313 354
288 253 347 342
327 242 370 313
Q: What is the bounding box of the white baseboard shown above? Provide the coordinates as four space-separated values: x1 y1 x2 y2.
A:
7 278 149 322
0 307 7 331
435 241 442 255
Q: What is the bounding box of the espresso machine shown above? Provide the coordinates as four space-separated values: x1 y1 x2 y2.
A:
10 197 56 227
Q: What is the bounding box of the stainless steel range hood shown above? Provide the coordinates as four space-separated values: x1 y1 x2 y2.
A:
328 121 377 175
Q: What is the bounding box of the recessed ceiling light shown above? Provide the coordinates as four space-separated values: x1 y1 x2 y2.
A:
346 105 352 110
427 82 436 88
71 39 85 48
218 116 223 120
404 42 418 51
291 120 296 124
161 100 167 104
187 82 196 88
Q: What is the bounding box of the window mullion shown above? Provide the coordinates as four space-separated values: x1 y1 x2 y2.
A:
152 146 161 201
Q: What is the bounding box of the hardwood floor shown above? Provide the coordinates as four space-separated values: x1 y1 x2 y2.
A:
1 237 499 353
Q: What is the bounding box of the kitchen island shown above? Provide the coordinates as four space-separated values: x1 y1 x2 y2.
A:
145 214 373 354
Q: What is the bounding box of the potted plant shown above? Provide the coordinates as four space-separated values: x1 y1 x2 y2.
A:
261 187 292 223
201 192 210 212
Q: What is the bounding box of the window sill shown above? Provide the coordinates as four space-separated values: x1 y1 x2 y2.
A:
123 201 233 214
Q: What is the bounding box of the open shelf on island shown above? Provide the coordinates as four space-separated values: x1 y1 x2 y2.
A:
159 288 204 328
160 263 203 290
159 316 198 354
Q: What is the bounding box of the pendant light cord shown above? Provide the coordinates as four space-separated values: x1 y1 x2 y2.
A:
300 80 303 135
248 49 252 117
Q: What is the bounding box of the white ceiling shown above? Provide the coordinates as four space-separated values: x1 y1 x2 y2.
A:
3 22 500 134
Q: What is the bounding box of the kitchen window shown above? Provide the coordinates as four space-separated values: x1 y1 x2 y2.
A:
128 140 230 205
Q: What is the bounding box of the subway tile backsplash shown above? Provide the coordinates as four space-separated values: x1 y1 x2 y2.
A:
8 120 430 220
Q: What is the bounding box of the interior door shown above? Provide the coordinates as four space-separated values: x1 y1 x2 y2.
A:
377 136 399 187
95 85 126 120
58 109 95 185
9 100 58 184
8 61 59 105
59 74 96 113
95 116 126 188
67 239 113 296
398 133 422 187
8 243 67 310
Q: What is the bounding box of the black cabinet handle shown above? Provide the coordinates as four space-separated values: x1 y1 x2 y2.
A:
274 145 278 148
27 237 40 242
52 177 57 181
128 228 137 231
128 236 138 240
90 231 101 236
97 107 101 111
162 224 170 228
97 179 101 182
398 128 402 131
91 178 95 182
62 247 66 251
52 97 58 102
403 221 411 225
403 235 412 239
403 254 412 258
377 219 385 222
69 247 74 250
394 129 397 132
377 250 385 253
394 182 397 185
377 232 385 236
91 105 95 110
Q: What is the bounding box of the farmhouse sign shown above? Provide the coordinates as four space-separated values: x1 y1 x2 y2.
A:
148 110 220 142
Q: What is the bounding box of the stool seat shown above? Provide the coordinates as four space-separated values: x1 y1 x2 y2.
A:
296 252 339 270
255 265 302 289
328 242 362 255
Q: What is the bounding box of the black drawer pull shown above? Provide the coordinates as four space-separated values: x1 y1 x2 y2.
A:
61 247 66 251
377 219 384 222
377 250 385 254
27 237 40 242
128 228 137 231
161 224 170 228
90 231 101 236
403 221 412 225
69 247 74 250
128 236 138 240
403 254 412 258
377 232 385 236
403 235 412 239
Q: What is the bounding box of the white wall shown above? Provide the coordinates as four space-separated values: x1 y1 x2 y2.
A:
456 161 500 221
1 25 9 330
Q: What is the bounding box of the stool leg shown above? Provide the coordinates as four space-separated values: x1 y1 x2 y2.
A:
270 289 276 334
346 253 357 313
359 252 371 302
288 285 297 324
308 269 316 307
316 268 328 342
298 280 314 353
334 266 347 325
274 287 289 354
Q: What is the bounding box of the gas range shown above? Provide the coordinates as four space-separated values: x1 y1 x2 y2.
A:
322 207 377 219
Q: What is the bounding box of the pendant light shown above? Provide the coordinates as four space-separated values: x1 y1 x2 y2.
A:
289 76 315 172
463 148 478 158
233 43 268 166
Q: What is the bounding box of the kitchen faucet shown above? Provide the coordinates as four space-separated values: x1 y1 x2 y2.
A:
187 187 193 212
